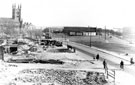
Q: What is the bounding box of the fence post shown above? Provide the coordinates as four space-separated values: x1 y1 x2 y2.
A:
107 70 108 79
114 70 115 85
106 69 115 85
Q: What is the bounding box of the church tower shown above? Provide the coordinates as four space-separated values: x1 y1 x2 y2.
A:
12 4 21 21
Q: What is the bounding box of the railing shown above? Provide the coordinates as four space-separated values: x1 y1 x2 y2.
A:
107 69 115 84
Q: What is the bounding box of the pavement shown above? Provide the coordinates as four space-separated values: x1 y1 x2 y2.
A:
64 41 135 84
63 41 135 81
65 41 131 64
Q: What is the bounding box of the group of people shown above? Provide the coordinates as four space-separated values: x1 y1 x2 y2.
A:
94 54 134 71
94 54 108 71
93 54 100 60
119 57 135 69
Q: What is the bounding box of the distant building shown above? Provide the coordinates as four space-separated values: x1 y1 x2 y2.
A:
63 26 97 36
0 4 22 29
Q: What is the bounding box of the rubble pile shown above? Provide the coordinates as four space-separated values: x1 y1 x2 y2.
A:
0 38 109 85
47 48 73 53
13 68 107 85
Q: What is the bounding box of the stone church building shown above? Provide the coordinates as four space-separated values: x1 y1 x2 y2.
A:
0 4 22 29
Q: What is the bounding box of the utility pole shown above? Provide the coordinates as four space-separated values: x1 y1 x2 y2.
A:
89 26 91 47
65 33 67 45
19 19 23 38
105 26 106 40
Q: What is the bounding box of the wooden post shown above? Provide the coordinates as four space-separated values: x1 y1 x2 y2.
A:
107 70 108 79
114 70 115 85
88 26 92 47
0 46 4 61
105 26 106 40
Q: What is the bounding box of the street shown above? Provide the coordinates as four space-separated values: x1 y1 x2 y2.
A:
64 41 135 85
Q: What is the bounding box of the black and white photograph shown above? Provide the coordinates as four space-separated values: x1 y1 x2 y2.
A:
0 0 135 85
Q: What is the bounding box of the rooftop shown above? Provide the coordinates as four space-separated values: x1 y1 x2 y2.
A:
0 17 20 28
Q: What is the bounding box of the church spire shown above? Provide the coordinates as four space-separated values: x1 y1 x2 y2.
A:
12 4 21 21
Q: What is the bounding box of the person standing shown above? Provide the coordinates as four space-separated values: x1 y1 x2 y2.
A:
96 54 99 60
103 59 107 69
103 59 108 73
120 60 124 69
93 55 96 60
130 57 134 64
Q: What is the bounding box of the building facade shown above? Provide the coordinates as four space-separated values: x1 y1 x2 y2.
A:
0 4 22 29
63 27 97 36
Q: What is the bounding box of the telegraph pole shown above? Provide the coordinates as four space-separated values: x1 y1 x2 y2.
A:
89 26 91 47
105 26 106 40
65 33 68 45
19 19 23 38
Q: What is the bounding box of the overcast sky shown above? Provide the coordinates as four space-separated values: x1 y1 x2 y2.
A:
0 0 135 29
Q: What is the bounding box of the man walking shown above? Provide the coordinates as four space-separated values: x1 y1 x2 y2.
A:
96 54 99 60
130 57 134 64
103 59 108 73
103 59 106 69
120 60 124 69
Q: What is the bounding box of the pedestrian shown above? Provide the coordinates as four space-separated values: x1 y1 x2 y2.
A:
96 54 99 60
125 53 128 56
120 60 124 69
93 56 95 60
73 48 76 53
103 59 108 73
103 59 107 69
130 57 134 64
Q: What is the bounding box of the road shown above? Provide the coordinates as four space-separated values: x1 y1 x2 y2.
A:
64 41 135 76
53 33 135 54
